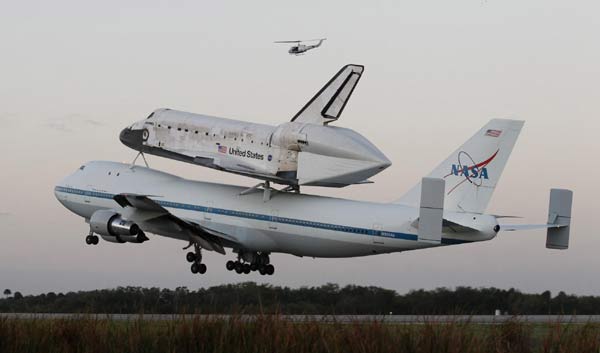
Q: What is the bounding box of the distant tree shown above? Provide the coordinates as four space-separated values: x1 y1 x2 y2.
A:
3 289 10 296
13 292 23 300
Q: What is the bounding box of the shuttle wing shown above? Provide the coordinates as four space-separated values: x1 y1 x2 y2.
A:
292 64 364 125
113 193 235 254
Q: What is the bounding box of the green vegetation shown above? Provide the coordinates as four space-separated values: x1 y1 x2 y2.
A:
0 316 599 353
1 282 600 315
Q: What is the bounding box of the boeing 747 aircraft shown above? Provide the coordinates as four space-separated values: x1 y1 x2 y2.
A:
55 119 573 276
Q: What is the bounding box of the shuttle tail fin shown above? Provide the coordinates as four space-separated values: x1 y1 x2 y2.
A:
395 119 524 214
291 64 364 125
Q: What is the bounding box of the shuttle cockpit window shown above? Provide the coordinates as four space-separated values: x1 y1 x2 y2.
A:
79 165 85 171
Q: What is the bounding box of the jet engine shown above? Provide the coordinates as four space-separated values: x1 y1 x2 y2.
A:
89 210 148 243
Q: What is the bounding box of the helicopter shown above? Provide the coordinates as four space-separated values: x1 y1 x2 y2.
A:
274 38 326 55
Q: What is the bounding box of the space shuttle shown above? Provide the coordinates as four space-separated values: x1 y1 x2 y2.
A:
120 64 391 189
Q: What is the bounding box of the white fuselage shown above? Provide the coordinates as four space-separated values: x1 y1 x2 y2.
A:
55 161 498 258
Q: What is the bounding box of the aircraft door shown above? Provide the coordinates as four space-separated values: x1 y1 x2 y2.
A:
268 209 279 230
372 223 385 245
83 185 93 204
203 201 214 221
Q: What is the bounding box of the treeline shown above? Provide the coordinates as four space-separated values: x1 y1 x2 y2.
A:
1 282 599 315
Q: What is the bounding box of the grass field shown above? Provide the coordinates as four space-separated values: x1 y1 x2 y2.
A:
1 316 599 353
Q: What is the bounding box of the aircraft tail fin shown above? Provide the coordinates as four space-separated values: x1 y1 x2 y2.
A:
291 64 364 125
395 119 524 214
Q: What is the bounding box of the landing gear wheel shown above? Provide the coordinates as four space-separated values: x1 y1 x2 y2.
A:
198 263 207 274
265 264 275 275
226 260 236 271
258 266 267 275
234 262 243 274
85 236 93 245
186 252 196 263
243 264 251 274
250 263 258 272
91 236 99 245
191 263 200 274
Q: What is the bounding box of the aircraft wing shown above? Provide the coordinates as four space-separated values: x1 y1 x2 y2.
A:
113 193 234 254
292 64 364 125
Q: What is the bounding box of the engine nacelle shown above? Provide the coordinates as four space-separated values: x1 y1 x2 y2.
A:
89 210 147 243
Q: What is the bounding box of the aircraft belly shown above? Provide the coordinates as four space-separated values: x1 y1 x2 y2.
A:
267 228 427 257
191 214 418 257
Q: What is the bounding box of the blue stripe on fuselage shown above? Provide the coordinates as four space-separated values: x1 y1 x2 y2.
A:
54 186 471 245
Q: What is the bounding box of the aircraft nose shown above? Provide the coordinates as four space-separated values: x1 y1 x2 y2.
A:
119 127 145 150
54 172 74 205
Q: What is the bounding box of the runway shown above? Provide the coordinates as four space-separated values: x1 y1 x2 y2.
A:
2 313 600 323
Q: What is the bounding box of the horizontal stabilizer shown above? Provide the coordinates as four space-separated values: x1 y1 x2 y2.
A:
500 224 566 232
498 189 573 250
418 178 445 244
292 64 364 125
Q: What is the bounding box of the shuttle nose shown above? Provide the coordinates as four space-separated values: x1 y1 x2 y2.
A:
119 127 145 150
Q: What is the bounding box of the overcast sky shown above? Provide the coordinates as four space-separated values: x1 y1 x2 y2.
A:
0 0 598 296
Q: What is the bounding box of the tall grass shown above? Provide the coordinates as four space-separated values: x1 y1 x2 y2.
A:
0 316 598 353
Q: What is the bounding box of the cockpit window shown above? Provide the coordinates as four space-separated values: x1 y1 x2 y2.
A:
146 112 155 119
79 165 85 170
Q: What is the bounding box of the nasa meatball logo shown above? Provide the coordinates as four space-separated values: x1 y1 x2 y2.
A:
443 149 499 194
267 154 273 162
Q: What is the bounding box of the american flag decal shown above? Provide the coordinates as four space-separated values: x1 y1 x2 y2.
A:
218 145 228 153
485 129 502 138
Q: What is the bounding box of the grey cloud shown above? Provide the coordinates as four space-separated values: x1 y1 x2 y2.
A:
45 114 106 132
0 113 20 125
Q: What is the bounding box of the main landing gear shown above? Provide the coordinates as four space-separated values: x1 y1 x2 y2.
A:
185 243 207 274
85 230 99 245
226 252 274 276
